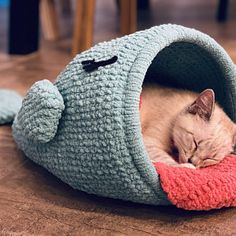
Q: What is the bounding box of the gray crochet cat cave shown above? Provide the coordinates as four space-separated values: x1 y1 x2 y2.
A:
8 24 236 207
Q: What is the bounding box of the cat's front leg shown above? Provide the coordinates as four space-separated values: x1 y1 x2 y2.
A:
178 163 196 169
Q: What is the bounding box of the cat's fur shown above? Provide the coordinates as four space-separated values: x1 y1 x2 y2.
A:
140 84 236 168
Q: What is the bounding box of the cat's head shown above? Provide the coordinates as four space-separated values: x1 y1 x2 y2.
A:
172 89 236 168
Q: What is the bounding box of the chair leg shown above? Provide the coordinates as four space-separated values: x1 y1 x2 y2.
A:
40 0 60 41
119 0 137 35
72 0 84 55
72 0 95 56
8 0 40 54
60 0 71 15
137 0 149 10
217 0 229 22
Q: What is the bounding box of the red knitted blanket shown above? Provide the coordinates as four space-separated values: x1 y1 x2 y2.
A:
153 155 236 210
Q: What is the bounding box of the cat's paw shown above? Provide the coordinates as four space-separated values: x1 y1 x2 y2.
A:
179 163 196 169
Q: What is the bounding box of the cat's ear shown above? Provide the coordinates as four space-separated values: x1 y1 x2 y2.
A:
187 89 215 121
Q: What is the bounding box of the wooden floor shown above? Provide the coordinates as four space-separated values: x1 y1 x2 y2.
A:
1 0 236 235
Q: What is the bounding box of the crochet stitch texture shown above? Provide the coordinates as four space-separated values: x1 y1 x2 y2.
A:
0 90 22 124
10 24 236 206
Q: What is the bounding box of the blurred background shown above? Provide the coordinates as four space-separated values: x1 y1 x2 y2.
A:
0 0 236 93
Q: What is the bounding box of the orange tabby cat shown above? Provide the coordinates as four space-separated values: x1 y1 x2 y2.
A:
140 85 236 168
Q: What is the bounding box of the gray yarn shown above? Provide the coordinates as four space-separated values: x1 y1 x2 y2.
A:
16 80 65 143
0 90 22 124
2 24 236 205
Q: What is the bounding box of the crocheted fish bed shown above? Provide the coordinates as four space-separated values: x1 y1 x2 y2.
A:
1 24 236 211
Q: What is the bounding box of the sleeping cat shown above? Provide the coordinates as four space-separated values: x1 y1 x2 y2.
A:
140 84 236 168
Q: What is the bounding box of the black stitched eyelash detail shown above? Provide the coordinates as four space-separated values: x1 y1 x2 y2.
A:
82 56 118 72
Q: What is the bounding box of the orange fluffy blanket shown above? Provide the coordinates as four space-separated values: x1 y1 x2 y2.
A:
154 155 236 210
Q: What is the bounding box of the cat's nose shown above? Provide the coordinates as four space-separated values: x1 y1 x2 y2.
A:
188 156 200 167
188 156 193 164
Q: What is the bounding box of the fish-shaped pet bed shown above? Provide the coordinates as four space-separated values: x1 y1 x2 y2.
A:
1 24 236 211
